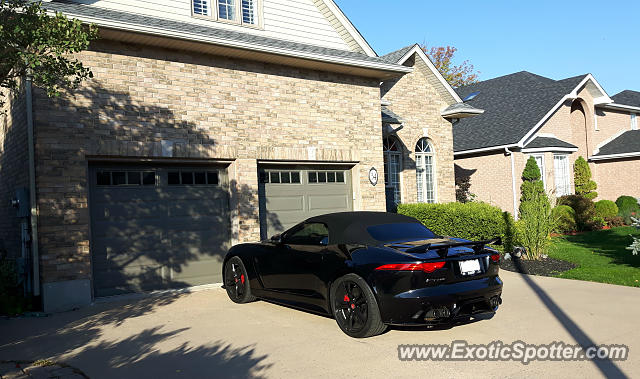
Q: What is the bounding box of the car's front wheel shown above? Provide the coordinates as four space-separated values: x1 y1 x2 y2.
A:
331 274 387 338
224 256 256 304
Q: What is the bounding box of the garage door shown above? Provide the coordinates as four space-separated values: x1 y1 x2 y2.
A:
259 167 353 239
89 165 231 297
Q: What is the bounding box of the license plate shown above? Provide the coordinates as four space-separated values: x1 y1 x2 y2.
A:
459 259 481 276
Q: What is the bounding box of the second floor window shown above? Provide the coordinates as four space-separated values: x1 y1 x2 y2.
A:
193 0 258 26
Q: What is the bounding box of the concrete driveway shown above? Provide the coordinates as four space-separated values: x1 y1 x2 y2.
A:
1 270 638 378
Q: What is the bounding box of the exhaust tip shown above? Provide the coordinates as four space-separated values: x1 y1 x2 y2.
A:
489 296 501 310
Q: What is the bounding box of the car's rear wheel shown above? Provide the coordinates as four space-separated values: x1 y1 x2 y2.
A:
224 256 256 304
331 274 387 338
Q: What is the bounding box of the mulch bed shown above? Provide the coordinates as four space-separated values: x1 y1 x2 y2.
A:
500 256 577 277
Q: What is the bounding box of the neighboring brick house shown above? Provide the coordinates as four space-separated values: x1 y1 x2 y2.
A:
0 0 473 312
453 71 640 217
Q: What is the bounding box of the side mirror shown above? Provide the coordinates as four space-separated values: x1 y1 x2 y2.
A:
270 234 282 244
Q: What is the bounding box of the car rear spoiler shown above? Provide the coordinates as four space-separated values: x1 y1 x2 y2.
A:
405 237 502 258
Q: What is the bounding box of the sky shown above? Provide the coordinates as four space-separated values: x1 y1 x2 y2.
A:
335 0 639 95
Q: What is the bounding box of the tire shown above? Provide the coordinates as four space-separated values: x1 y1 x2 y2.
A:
224 256 257 304
331 274 387 338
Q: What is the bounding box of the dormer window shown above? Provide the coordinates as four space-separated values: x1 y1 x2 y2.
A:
193 0 259 27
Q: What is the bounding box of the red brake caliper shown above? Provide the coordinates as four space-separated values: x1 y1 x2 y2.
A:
343 294 350 302
241 274 245 284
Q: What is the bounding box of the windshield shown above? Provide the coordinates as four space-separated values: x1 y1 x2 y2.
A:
366 223 437 243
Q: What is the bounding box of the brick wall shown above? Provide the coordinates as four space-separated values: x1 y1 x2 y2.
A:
381 53 456 204
594 158 640 200
454 151 517 214
32 39 386 284
0 84 29 259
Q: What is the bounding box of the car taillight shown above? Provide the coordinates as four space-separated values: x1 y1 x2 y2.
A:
375 262 446 273
490 253 500 263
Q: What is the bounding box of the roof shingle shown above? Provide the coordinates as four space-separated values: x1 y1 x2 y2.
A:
45 0 403 69
525 136 577 149
611 90 640 107
453 71 588 152
593 130 640 157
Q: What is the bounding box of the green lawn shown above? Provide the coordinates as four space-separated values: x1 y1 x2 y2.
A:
548 226 640 287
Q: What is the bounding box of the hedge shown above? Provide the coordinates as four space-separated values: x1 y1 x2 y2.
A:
615 196 640 224
552 205 576 233
594 200 618 219
397 202 514 253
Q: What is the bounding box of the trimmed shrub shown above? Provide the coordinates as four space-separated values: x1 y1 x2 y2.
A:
558 194 596 231
594 200 619 219
574 156 597 200
397 202 514 253
605 216 625 228
552 205 576 234
616 196 640 225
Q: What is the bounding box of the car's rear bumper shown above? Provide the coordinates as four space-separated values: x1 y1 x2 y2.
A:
375 275 503 325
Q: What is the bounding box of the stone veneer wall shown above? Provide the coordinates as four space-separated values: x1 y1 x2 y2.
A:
32 39 386 285
380 54 456 204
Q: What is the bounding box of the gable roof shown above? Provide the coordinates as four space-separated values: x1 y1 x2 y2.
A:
453 71 596 154
43 1 410 76
524 136 578 150
591 130 640 160
314 0 377 56
611 90 640 107
381 44 463 104
381 106 403 124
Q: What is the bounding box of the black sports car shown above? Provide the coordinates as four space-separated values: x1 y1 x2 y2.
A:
223 212 503 338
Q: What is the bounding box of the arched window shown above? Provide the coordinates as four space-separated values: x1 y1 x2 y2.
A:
383 136 402 204
415 138 436 203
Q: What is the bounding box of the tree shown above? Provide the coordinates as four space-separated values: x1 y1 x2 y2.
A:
574 156 597 200
420 44 478 88
519 156 545 210
0 0 98 107
455 175 475 203
517 157 555 260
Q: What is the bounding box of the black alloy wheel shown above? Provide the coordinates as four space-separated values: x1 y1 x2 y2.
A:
224 257 256 304
332 274 386 338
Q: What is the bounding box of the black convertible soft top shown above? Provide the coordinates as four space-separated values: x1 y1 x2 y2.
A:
305 211 422 245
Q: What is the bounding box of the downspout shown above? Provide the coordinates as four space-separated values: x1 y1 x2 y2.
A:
25 75 40 296
505 147 518 220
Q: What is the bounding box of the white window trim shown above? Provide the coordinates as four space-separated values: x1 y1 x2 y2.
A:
192 0 263 29
415 138 438 204
553 154 572 197
632 113 638 131
383 137 403 204
529 154 546 191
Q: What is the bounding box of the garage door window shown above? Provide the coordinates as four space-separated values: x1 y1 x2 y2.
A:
96 171 156 186
260 171 301 184
308 171 345 184
168 171 219 186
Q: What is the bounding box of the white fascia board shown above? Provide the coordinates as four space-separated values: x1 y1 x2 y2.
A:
48 11 411 74
599 103 640 112
454 144 519 157
397 45 463 103
572 74 611 102
440 109 485 118
518 95 572 147
521 147 578 153
519 75 613 148
320 0 378 57
590 152 640 161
